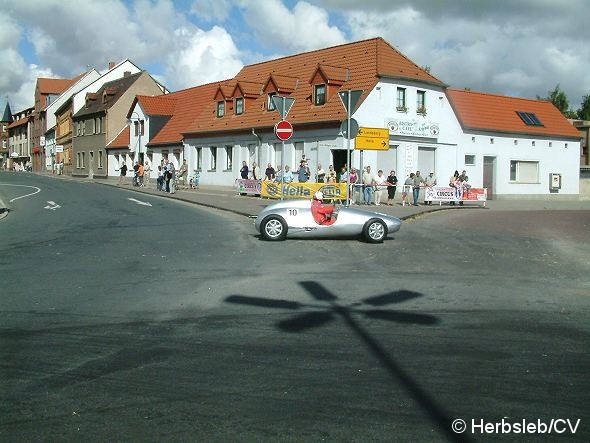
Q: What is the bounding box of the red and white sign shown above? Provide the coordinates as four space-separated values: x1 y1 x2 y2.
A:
274 120 293 141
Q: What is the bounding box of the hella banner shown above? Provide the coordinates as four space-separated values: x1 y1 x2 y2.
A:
261 181 347 200
461 187 487 201
235 179 262 195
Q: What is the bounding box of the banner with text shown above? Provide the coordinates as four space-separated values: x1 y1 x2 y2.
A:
424 186 487 202
235 179 262 195
261 181 347 200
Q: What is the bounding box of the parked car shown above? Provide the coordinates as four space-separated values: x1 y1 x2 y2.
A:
255 199 401 243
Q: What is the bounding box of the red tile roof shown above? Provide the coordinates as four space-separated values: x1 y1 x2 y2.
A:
148 81 225 146
7 115 31 129
447 89 581 138
185 37 444 136
106 125 130 149
136 95 176 116
37 77 75 95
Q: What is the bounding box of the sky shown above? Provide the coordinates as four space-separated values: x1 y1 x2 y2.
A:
1 0 589 114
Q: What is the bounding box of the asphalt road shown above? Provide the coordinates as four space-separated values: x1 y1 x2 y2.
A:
1 172 589 442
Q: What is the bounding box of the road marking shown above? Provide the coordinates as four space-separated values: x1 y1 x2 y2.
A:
128 197 152 207
0 184 42 202
44 201 61 210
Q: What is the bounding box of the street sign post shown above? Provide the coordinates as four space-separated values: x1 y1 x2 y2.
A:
340 118 359 139
355 127 389 150
270 96 296 200
337 89 363 205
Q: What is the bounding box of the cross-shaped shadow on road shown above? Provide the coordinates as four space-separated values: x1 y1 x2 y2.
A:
225 281 471 443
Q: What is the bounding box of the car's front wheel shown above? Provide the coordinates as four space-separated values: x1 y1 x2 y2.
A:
363 218 387 243
261 216 288 241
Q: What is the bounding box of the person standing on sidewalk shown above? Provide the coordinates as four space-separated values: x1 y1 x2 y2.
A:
144 160 151 188
386 170 398 205
362 166 375 205
374 169 387 205
138 162 145 187
424 171 436 205
412 170 425 206
119 162 127 185
168 161 176 194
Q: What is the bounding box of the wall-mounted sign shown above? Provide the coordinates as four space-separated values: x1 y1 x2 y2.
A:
55 145 64 153
386 119 439 138
40 136 46 146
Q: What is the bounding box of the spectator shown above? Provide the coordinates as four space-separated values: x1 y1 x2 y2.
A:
412 170 424 206
458 170 470 205
316 164 326 183
349 168 359 203
133 161 140 186
264 163 275 180
144 160 151 188
275 164 283 182
374 169 387 205
424 170 437 205
119 162 127 185
178 159 189 188
282 165 294 183
167 161 176 194
402 173 414 206
157 165 164 191
362 166 375 205
327 165 337 183
339 166 349 184
240 161 249 179
251 161 260 180
138 161 145 187
449 170 460 205
386 170 398 206
297 160 310 182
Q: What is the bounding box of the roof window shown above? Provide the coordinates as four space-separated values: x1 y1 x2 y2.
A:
516 111 543 127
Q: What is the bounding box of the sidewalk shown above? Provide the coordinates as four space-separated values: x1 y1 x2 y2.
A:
3 172 590 221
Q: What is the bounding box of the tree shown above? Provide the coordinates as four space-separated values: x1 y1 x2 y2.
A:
546 84 570 114
577 95 590 120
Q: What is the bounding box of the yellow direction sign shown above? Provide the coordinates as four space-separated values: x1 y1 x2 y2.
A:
355 127 389 150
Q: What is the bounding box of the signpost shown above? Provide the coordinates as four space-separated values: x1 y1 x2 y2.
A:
338 89 363 205
271 95 296 200
355 127 389 150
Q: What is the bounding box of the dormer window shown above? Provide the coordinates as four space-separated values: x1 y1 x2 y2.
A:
217 101 225 118
267 92 277 111
235 97 244 115
314 84 326 106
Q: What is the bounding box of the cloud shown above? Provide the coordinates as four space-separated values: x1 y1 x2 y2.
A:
239 0 347 53
164 25 244 89
334 1 590 107
190 0 232 22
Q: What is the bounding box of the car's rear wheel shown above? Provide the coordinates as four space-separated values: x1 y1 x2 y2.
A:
363 218 387 243
261 216 288 241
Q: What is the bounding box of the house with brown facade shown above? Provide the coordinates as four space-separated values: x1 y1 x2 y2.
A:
72 71 164 178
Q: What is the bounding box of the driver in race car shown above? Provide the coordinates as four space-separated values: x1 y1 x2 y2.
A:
311 191 337 225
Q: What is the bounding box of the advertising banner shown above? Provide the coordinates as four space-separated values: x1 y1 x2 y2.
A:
461 187 487 201
424 186 487 202
235 179 262 195
261 181 347 200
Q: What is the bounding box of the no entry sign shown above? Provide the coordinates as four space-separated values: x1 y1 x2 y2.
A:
274 120 293 141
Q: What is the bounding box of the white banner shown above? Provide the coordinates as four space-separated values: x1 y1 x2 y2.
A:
386 119 440 138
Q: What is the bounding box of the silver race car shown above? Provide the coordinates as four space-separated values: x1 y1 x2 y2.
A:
255 199 402 243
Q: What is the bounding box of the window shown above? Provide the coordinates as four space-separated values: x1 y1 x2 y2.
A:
140 120 145 136
98 150 103 169
532 141 536 147
490 138 494 144
267 92 277 111
196 147 202 170
516 111 543 127
472 136 476 143
95 117 101 134
549 142 552 147
416 90 426 114
314 85 326 106
510 160 539 183
225 146 233 170
216 101 225 118
514 140 518 146
76 152 81 168
209 146 217 171
396 87 406 111
235 98 244 115
81 120 86 136
2 140 6 149
81 152 85 168
134 121 139 136
465 155 476 165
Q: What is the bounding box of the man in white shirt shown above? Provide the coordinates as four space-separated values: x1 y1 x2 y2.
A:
362 166 375 205
374 169 387 205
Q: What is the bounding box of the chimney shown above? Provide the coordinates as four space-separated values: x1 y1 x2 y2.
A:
108 61 115 70
123 71 131 77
